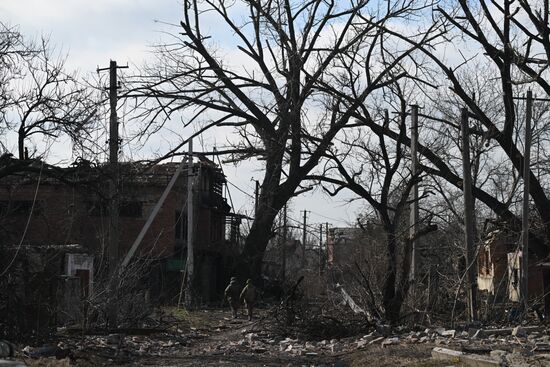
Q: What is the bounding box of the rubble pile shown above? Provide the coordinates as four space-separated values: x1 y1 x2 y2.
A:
235 323 550 362
8 329 198 366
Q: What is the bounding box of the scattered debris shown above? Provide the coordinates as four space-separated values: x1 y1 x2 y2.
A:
6 305 550 366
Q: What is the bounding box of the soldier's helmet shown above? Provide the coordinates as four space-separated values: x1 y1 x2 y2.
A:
246 279 252 285
230 276 237 282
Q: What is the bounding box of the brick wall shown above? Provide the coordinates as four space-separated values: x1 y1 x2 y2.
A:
0 172 206 259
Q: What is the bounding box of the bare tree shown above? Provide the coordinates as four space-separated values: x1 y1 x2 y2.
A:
132 0 441 280
387 1 550 255
0 22 28 135
318 1 550 264
8 38 98 160
0 23 103 192
310 85 436 322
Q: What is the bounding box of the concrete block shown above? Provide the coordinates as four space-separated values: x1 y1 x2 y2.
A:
460 353 501 367
432 347 501 367
441 329 456 338
431 347 463 362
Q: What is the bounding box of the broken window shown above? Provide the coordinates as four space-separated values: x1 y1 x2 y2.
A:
211 213 222 243
175 210 187 240
512 267 519 288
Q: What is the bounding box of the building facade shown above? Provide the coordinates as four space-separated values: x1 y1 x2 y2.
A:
0 156 235 304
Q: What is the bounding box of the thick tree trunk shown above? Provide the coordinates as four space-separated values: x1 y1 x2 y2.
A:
382 226 401 323
238 145 288 283
18 127 25 160
381 222 417 324
240 204 280 283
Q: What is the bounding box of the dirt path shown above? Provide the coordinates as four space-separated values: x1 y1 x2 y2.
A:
22 309 447 367
125 309 445 367
133 309 344 367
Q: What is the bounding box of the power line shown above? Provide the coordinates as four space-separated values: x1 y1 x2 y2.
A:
225 178 331 237
308 209 344 223
0 161 44 277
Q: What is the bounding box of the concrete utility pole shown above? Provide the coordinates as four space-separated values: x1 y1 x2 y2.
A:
282 204 287 283
254 180 260 216
319 224 323 275
326 223 329 256
521 90 533 310
302 210 308 268
460 107 478 322
97 60 127 328
185 139 195 308
410 104 419 283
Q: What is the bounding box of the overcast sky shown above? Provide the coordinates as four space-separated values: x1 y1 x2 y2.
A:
1 0 366 230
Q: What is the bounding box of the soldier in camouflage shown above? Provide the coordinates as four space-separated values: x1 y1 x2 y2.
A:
223 277 241 318
240 279 257 320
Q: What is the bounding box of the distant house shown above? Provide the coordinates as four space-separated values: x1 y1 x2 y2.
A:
478 229 549 308
327 227 365 267
0 156 236 303
326 227 373 285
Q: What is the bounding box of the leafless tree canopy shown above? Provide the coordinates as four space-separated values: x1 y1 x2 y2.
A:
130 0 442 279
0 22 99 161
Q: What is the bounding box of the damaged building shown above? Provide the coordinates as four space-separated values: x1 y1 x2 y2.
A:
478 228 550 314
0 156 239 334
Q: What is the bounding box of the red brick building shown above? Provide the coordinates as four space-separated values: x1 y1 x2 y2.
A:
0 156 236 303
478 229 550 313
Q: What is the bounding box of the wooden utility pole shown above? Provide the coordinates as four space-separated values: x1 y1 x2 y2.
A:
521 90 533 310
410 104 419 283
97 60 127 328
302 210 308 268
460 107 478 322
282 204 287 283
185 139 195 308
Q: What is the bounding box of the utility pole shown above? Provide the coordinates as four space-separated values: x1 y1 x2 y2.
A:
185 139 195 308
302 210 308 268
319 224 323 275
282 204 287 283
521 90 533 311
410 104 419 284
512 92 550 314
460 107 478 322
97 60 127 328
325 222 330 266
254 180 260 216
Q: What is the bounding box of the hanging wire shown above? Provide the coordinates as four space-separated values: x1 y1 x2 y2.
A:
0 160 45 277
